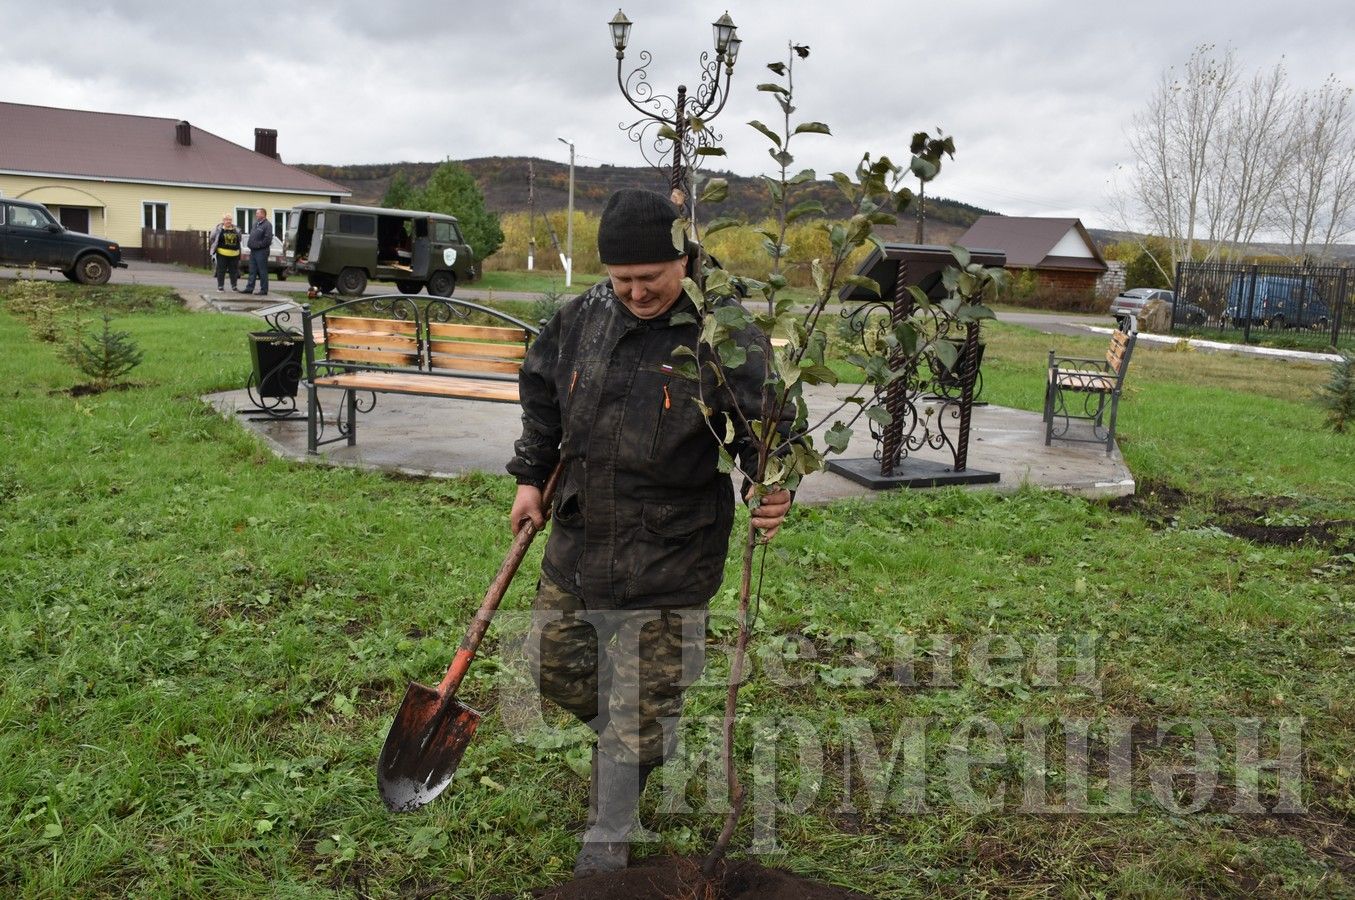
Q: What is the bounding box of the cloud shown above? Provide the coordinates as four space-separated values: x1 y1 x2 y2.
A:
3 0 1353 228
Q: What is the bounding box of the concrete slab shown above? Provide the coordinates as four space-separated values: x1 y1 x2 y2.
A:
203 381 1135 503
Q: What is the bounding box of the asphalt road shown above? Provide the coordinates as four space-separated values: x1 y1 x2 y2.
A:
5 258 544 304
8 258 1113 334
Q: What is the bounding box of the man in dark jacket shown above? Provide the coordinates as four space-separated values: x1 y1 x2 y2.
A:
507 188 790 876
240 208 274 295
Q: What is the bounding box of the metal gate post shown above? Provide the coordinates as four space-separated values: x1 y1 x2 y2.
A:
1334 268 1349 348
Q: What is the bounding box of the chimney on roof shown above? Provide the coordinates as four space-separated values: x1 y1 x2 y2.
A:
175 120 192 146
254 128 278 159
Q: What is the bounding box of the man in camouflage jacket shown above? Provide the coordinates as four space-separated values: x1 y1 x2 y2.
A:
506 188 791 876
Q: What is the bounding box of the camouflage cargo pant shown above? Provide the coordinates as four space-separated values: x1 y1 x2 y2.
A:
526 576 708 766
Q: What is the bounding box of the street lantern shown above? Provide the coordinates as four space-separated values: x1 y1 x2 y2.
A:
609 10 631 56
609 10 740 201
712 12 736 56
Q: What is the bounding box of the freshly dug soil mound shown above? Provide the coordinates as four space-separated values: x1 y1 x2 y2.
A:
532 854 873 900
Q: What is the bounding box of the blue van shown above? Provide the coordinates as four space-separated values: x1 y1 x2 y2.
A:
1224 275 1330 329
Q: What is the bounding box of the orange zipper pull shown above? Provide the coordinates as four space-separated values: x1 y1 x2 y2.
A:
569 370 579 395
663 384 671 410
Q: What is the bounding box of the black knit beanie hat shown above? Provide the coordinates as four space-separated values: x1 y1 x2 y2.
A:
597 188 687 265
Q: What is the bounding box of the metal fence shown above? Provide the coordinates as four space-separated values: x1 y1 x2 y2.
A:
140 228 209 268
1173 261 1353 350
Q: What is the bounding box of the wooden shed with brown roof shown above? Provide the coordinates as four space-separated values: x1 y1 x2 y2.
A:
957 216 1108 302
0 102 349 254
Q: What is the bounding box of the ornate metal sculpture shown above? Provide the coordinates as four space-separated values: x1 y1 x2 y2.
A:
827 244 1001 489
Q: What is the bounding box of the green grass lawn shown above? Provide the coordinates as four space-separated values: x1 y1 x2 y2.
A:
1 281 1352 897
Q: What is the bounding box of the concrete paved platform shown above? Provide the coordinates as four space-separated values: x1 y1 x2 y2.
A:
204 382 1135 503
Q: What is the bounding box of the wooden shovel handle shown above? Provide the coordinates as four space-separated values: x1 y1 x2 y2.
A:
435 461 563 698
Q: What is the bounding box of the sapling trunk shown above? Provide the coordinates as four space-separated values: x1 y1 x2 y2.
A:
702 518 758 876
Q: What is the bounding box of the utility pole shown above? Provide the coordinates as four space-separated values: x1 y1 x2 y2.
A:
543 203 566 273
527 160 536 271
558 137 575 287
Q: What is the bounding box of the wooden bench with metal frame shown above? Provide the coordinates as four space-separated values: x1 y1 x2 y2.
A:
1043 315 1137 454
301 295 537 454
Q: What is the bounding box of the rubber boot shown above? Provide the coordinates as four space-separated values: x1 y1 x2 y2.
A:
573 753 654 878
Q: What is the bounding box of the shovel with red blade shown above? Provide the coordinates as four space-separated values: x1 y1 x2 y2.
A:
377 463 561 812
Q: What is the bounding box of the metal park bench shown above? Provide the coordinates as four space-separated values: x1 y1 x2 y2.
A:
1043 315 1137 453
301 295 538 454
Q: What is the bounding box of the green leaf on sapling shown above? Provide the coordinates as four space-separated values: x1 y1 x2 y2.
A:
824 422 852 453
748 120 782 147
785 200 827 223
866 406 894 427
933 339 959 372
717 341 747 370
840 274 880 298
702 216 742 236
672 219 689 253
911 155 939 181
700 179 729 204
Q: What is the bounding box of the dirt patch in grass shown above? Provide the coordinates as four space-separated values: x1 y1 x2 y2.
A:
1234 807 1355 878
1107 479 1190 524
1210 496 1355 550
60 381 146 398
1222 519 1355 549
1110 482 1354 551
523 855 872 899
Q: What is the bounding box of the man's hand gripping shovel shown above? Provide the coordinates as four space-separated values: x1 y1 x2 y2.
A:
377 463 562 812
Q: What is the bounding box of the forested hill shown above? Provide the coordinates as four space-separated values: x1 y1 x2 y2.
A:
297 157 996 231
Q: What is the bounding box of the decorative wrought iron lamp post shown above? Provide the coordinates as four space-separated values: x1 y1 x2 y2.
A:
608 9 741 207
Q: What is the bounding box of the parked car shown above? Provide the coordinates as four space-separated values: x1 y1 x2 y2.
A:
239 235 290 280
1223 275 1330 329
1108 287 1207 327
285 203 478 297
0 198 126 284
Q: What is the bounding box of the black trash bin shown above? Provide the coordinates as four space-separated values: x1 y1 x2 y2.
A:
248 331 304 399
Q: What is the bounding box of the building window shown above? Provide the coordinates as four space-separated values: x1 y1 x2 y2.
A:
273 209 291 238
235 207 253 233
142 202 169 231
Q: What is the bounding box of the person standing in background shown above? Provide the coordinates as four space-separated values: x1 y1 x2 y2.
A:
240 208 273 295
209 214 241 292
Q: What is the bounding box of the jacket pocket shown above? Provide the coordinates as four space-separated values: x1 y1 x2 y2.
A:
649 374 706 460
552 464 584 526
623 499 720 602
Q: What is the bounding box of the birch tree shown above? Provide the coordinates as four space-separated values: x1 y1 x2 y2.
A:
1125 45 1239 272
1282 76 1355 261
1112 48 1336 275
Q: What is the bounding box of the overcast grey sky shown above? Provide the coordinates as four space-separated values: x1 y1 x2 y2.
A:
4 0 1353 228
